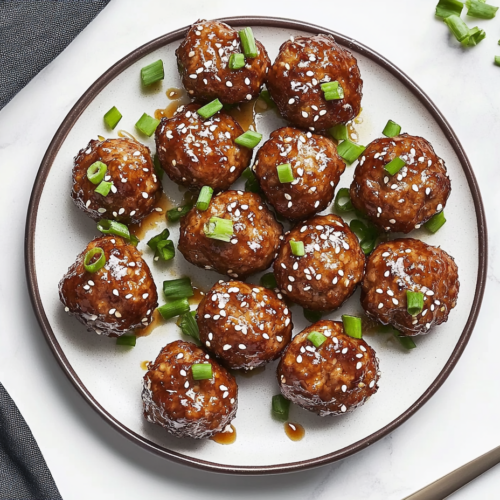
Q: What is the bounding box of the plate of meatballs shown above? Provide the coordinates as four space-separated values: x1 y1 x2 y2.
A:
26 17 486 473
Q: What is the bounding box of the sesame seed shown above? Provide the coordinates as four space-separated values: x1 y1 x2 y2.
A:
226 81 233 87
238 344 246 350
412 184 418 192
378 303 383 309
392 298 399 305
142 192 148 199
184 381 189 389
296 355 302 363
189 51 195 57
356 362 362 369
263 333 270 340
180 369 187 376
342 347 348 354
109 308 116 315
341 405 347 412
142 293 149 299
342 385 347 392
369 380 375 388
302 111 308 118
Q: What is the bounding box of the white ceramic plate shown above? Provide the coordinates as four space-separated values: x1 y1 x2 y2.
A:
26 17 487 473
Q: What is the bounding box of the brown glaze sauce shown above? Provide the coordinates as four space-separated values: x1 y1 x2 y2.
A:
226 101 256 132
129 192 172 241
136 309 162 338
347 108 363 143
117 130 138 142
211 424 237 445
155 87 191 120
189 286 206 306
284 422 305 441
140 360 150 371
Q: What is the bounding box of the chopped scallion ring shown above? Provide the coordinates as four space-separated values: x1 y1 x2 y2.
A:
277 163 294 183
342 315 362 339
167 204 192 222
147 229 170 252
239 27 258 58
229 53 246 70
197 99 223 120
466 26 486 46
176 311 200 341
304 309 322 323
196 186 214 211
290 240 305 257
349 219 379 255
382 119 401 138
435 0 464 18
135 113 160 137
103 107 122 129
94 181 113 197
242 167 262 194
407 291 424 316
157 298 190 320
466 0 498 19
87 161 107 184
329 124 348 141
444 15 472 45
307 331 327 348
334 188 354 213
148 229 175 261
260 272 277 289
384 157 406 176
163 277 194 300
259 90 276 109
83 247 106 273
495 55 500 66
140 59 164 86
97 219 132 241
337 140 366 164
116 335 136 347
192 363 213 380
204 217 234 242
425 211 447 233
321 81 344 101
235 130 263 148
153 153 164 180
271 394 290 421
394 331 417 350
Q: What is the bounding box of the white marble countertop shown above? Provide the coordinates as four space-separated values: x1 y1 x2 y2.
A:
1 0 499 498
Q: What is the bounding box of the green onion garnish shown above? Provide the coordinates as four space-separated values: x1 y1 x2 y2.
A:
204 217 234 242
148 229 175 261
235 130 263 149
467 26 486 45
259 90 276 109
239 27 258 58
176 311 200 341
229 53 246 70
349 219 378 256
103 107 122 130
425 211 447 233
83 247 106 273
337 140 366 164
382 119 401 138
116 335 136 347
196 186 213 211
163 277 194 300
360 238 377 255
394 331 417 350
407 291 424 316
95 181 113 197
290 240 305 257
192 363 213 380
321 81 344 101
334 188 354 213
272 394 290 421
242 167 261 194
495 55 500 66
157 298 190 320
304 309 322 323
197 99 223 120
435 0 464 18
141 59 164 86
466 0 498 18
342 315 362 339
260 272 277 289
87 161 107 184
329 124 348 141
153 153 164 180
384 157 406 176
443 15 484 46
135 113 160 137
97 219 136 243
147 229 170 252
277 163 294 183
167 204 192 222
307 331 327 348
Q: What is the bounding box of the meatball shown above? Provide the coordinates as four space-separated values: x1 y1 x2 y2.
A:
142 340 237 439
361 238 459 336
71 137 161 224
176 19 270 105
197 281 292 370
179 190 283 279
274 214 365 311
254 127 346 221
155 103 252 192
267 35 363 131
59 236 158 337
350 134 451 234
278 320 380 416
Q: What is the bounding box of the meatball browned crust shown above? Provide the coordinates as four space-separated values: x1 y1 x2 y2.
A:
59 236 158 337
267 35 363 131
273 215 365 311
350 134 451 234
155 103 252 192
179 190 283 279
361 239 459 336
71 137 161 224
254 127 346 221
197 281 292 370
176 20 270 105
142 341 237 439
278 321 380 416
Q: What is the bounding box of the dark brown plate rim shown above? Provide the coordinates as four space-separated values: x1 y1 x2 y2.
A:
25 16 488 475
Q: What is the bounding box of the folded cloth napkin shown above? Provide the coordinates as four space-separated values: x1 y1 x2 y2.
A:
0 0 111 111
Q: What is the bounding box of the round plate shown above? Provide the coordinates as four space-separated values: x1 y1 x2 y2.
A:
25 16 487 474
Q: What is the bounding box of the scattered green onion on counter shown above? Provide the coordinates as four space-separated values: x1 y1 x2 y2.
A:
435 0 464 18
342 315 363 339
103 107 122 130
196 186 214 211
83 247 106 273
466 0 498 19
495 55 500 66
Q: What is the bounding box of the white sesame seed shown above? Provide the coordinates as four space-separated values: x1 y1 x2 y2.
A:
296 355 302 363
341 405 347 413
356 362 362 370
226 81 233 87
369 380 375 388
238 344 246 350
302 111 308 118
180 369 187 376
378 303 383 309
342 347 348 354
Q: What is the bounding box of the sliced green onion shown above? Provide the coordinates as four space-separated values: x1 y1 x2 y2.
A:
334 188 354 213
466 26 486 46
97 219 134 241
95 181 113 197
157 298 190 320
177 311 200 341
141 59 164 86
163 277 194 300
156 239 175 261
394 331 417 350
103 107 122 129
384 157 406 176
167 204 192 222
147 229 170 252
360 238 377 255
196 186 213 211
342 315 362 339
407 291 424 316
260 272 277 289
466 0 498 18
116 335 136 347
382 119 401 138
307 331 327 348
272 394 290 421
239 27 258 58
259 90 276 109
87 161 107 184
495 55 500 66
135 113 160 137
235 130 263 149
304 309 322 323
277 163 294 183
204 217 234 242
229 53 246 70
242 167 261 194
197 99 223 120
192 363 213 380
444 15 472 44
153 153 164 180
321 81 344 101
349 219 378 255
290 240 305 257
83 247 106 273
425 211 447 233
329 124 348 141
435 0 464 18
337 140 366 164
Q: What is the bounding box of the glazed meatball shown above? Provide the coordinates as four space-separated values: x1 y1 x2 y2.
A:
71 137 161 224
350 134 451 233
197 281 292 370
274 215 365 311
155 103 252 192
361 238 459 336
278 320 380 416
59 236 158 336
176 19 270 105
179 190 283 279
267 35 363 131
254 127 346 221
142 341 237 439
